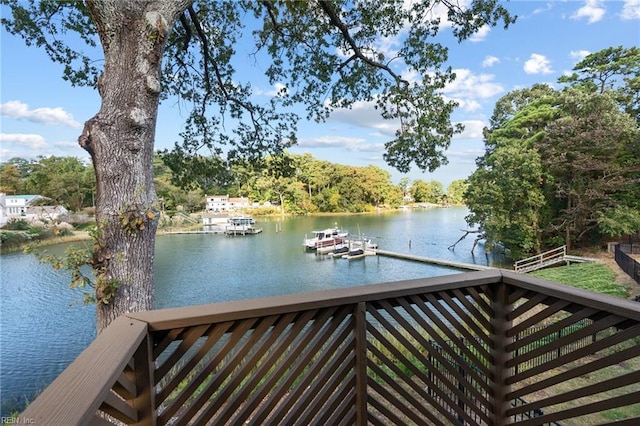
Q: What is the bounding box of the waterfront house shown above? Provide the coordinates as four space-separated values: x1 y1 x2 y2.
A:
0 193 46 226
205 194 251 212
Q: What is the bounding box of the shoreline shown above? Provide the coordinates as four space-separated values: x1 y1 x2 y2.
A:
2 222 636 301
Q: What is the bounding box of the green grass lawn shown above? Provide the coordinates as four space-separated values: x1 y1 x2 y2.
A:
530 262 629 298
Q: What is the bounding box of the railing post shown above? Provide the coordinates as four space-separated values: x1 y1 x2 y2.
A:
354 302 368 426
132 332 156 426
489 281 513 426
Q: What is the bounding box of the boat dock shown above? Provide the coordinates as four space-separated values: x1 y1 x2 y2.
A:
225 227 263 236
375 249 494 271
160 229 225 235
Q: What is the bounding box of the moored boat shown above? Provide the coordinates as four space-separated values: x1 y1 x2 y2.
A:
225 216 262 236
303 225 348 250
342 248 365 260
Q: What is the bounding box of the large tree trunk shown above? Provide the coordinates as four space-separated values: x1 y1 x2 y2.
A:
80 1 190 332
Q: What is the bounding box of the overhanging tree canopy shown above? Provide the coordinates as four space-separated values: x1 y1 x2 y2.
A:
1 0 516 331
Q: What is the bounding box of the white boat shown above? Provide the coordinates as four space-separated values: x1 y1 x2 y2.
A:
225 216 262 236
302 225 348 250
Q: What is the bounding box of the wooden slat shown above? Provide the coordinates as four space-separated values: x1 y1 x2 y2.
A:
112 370 137 400
367 321 490 422
439 291 492 347
206 312 300 425
508 292 550 321
508 298 572 335
510 370 640 415
418 294 493 363
154 323 210 381
189 314 283 424
507 307 596 352
22 316 148 426
406 297 493 380
507 287 529 305
291 352 354 425
368 388 412 426
99 390 138 424
502 270 640 321
152 327 183 360
508 315 629 371
155 321 233 404
367 351 466 425
509 344 640 400
514 390 640 426
229 308 335 424
320 382 355 426
368 378 432 425
248 307 352 424
158 317 258 423
354 302 368 426
279 332 355 423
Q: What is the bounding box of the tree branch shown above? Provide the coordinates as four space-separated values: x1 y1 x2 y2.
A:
316 0 408 87
183 5 262 140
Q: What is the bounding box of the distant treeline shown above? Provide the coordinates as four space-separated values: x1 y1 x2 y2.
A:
0 153 467 215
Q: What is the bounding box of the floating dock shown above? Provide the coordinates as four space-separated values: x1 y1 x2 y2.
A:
375 249 494 271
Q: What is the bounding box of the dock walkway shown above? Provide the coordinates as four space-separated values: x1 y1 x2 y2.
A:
513 245 596 273
375 249 494 271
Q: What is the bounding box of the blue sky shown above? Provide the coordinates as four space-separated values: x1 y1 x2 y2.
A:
1 1 638 189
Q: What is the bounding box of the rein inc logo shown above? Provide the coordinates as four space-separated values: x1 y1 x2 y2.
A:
0 418 34 425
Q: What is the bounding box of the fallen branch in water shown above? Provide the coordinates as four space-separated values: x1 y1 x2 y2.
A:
448 229 485 252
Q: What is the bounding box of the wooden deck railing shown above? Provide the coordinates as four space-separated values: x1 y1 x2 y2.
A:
21 270 640 425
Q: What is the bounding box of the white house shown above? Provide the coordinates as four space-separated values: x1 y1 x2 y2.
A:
4 194 43 216
205 195 229 212
1 194 45 226
0 193 6 227
205 195 250 212
0 194 69 227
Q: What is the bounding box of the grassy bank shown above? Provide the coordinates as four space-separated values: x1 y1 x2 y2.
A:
530 262 630 298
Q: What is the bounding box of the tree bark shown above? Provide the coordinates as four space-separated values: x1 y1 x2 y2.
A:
81 0 191 332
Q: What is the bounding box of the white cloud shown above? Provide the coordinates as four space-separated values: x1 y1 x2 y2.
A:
0 133 47 149
524 54 553 75
469 25 491 42
0 134 88 162
571 0 606 24
297 135 382 153
482 55 500 68
570 50 591 62
445 148 485 165
455 99 483 112
441 69 504 112
0 100 81 128
621 0 640 20
328 99 399 136
454 120 485 139
533 3 554 15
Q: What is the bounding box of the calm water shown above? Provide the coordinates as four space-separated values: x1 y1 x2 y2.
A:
0 207 503 415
